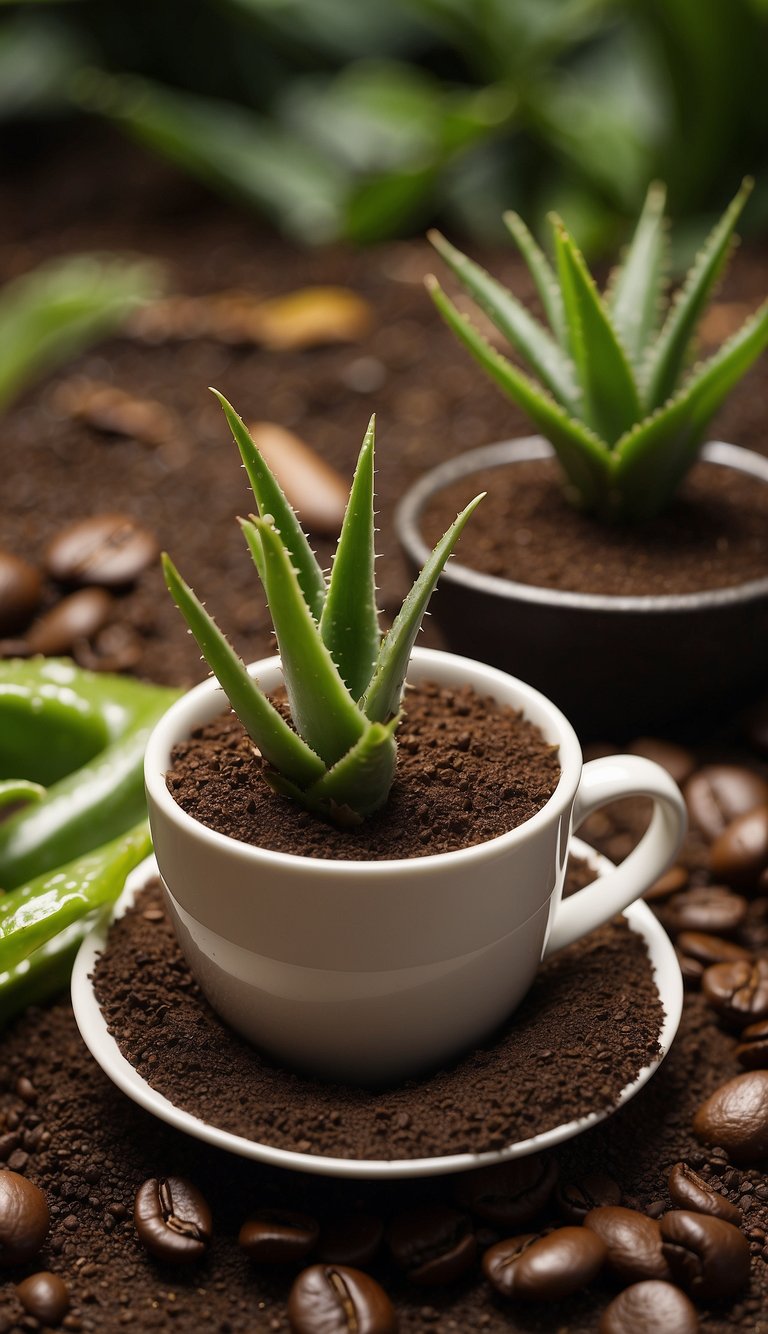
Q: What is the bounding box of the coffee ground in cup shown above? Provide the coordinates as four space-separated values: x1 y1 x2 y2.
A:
91 868 664 1160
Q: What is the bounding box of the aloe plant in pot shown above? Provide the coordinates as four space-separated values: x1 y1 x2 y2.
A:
144 393 684 1084
396 179 768 737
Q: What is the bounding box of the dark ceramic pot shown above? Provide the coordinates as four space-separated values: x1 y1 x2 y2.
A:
396 437 768 740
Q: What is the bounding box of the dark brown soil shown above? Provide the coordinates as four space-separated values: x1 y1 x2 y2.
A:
167 681 560 859
421 457 768 596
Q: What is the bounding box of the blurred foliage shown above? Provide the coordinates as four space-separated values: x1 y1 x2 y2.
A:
1 0 767 251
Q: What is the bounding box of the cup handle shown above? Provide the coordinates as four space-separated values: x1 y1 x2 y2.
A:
543 755 687 958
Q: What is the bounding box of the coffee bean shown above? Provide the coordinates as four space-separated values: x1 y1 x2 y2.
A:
26 587 113 655
628 738 696 786
702 958 768 1025
693 1070 768 1163
667 1162 741 1225
15 1271 69 1324
684 765 768 840
287 1264 397 1334
665 885 747 937
710 805 768 891
644 865 688 902
316 1214 383 1267
134 1176 212 1263
387 1205 475 1285
676 932 752 969
0 551 41 635
583 1207 671 1283
736 1018 768 1069
45 513 159 588
554 1171 622 1223
598 1280 699 1333
660 1209 750 1300
454 1153 558 1227
0 1171 50 1266
482 1226 606 1301
677 953 704 988
238 1208 319 1263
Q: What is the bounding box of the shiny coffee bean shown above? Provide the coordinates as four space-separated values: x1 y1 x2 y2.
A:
677 953 704 988
667 1162 741 1225
134 1176 212 1263
26 587 113 655
0 1171 49 1266
386 1205 475 1285
316 1214 383 1267
684 765 768 841
15 1271 69 1324
660 1209 749 1300
676 932 752 969
736 1017 768 1069
665 885 747 937
554 1171 622 1223
454 1153 558 1227
483 1226 606 1301
239 1208 319 1263
628 738 696 786
598 1280 700 1334
45 513 159 587
0 550 41 635
702 958 768 1025
693 1070 768 1163
583 1207 671 1283
645 865 688 902
287 1264 397 1334
710 805 768 891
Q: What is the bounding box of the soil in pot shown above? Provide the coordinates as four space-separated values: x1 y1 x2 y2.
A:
166 679 561 859
420 456 768 597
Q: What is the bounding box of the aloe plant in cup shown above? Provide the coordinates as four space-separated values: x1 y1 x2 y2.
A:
427 178 768 522
162 393 482 825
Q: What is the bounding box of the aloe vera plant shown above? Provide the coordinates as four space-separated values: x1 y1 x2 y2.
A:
427 179 768 522
163 394 482 824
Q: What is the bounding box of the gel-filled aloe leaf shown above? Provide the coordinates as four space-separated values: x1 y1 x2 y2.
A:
608 181 668 369
162 553 325 788
301 716 399 821
503 210 566 345
319 416 380 700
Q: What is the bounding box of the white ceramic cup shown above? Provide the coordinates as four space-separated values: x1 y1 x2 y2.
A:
145 648 686 1084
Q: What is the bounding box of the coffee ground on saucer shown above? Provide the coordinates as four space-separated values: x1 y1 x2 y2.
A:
166 680 560 860
91 867 663 1160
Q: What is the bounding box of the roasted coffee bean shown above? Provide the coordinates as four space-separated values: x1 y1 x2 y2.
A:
45 513 159 587
736 1017 768 1069
645 865 688 902
676 932 752 969
0 550 41 635
26 587 113 655
386 1205 476 1285
316 1214 383 1267
684 765 768 841
702 958 768 1025
0 1171 50 1266
628 738 696 786
665 885 747 937
134 1176 212 1263
239 1208 319 1263
710 805 768 891
599 1280 700 1333
482 1226 606 1301
584 1207 671 1283
677 953 704 988
287 1264 397 1334
660 1209 750 1300
693 1070 768 1163
15 1271 69 1324
454 1153 558 1227
554 1171 622 1222
667 1162 741 1225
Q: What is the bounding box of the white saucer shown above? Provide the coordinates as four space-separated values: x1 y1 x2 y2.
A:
71 839 682 1180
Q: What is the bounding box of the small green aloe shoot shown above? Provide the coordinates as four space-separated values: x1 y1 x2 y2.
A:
427 179 768 521
163 394 483 824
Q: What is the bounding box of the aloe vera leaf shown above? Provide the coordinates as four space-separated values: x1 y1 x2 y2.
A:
613 300 768 519
427 276 612 511
252 518 366 767
301 716 399 820
503 210 566 345
553 219 641 444
427 230 578 411
162 553 325 788
362 494 484 724
643 178 753 412
213 390 326 621
607 181 668 369
319 416 381 700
